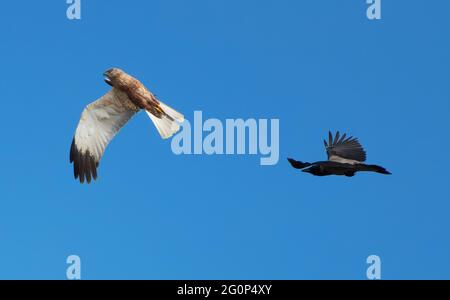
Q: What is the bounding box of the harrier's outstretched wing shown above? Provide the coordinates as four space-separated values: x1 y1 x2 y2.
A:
324 131 366 164
70 88 139 183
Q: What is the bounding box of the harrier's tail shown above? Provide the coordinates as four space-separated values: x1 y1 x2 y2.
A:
356 164 391 175
146 101 184 139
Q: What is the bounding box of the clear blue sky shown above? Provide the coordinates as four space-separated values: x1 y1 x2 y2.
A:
0 1 449 279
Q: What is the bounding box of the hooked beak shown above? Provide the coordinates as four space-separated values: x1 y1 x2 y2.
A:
104 72 112 86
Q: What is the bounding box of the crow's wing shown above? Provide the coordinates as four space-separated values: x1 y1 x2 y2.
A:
323 131 366 163
70 88 139 183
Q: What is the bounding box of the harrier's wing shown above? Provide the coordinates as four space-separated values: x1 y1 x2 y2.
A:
70 88 139 183
323 131 366 163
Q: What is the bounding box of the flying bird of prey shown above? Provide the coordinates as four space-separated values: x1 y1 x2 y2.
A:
287 131 391 177
70 68 184 184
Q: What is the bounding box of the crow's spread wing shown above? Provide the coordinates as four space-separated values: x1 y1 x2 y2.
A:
324 131 366 163
70 88 139 183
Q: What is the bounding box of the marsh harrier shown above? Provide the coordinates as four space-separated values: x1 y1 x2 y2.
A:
70 68 184 183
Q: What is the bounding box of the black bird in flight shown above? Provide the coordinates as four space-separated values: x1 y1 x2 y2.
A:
287 131 391 177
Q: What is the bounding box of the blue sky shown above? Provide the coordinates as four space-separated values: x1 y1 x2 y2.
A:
0 0 449 279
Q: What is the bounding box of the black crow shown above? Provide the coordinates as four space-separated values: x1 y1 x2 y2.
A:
287 131 391 177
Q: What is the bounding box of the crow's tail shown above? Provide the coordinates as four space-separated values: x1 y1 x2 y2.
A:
287 158 312 169
357 164 391 175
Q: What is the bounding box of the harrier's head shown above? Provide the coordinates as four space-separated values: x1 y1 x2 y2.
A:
103 68 126 86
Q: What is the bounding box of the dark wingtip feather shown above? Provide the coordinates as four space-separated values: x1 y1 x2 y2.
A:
70 138 75 163
70 138 80 180
85 151 92 184
70 138 99 184
79 155 85 184
338 133 347 144
74 159 79 180
334 131 340 145
91 157 98 181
